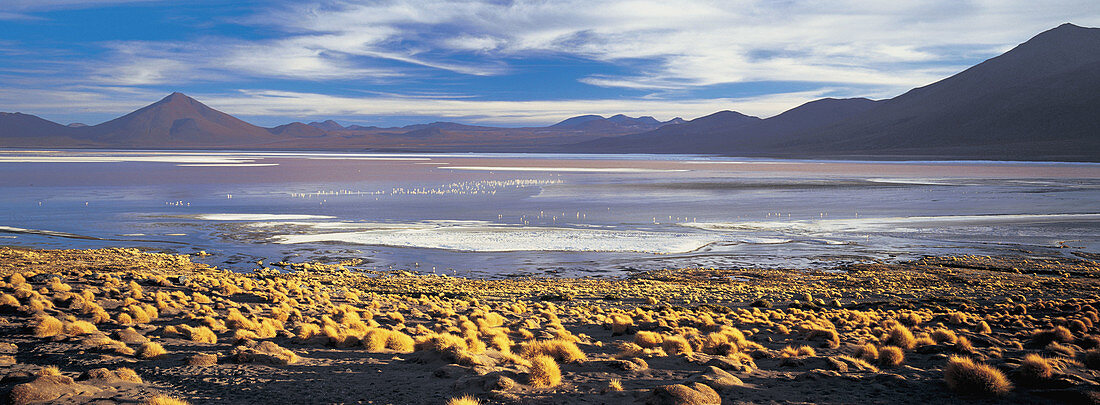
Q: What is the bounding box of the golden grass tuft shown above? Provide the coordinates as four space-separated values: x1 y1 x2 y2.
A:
606 379 623 392
444 395 480 405
0 293 18 307
634 331 663 348
62 320 99 336
661 335 694 356
362 328 415 353
180 325 217 344
976 321 993 334
145 395 190 405
944 355 1012 396
527 355 561 387
518 339 587 363
137 342 167 359
608 314 633 335
1019 353 1054 381
855 342 879 361
931 329 958 344
878 346 904 367
32 315 64 338
884 324 916 349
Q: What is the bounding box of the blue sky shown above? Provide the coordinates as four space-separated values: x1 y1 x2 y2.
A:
1 0 1098 127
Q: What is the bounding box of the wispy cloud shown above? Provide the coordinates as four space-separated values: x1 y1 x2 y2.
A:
241 0 1098 92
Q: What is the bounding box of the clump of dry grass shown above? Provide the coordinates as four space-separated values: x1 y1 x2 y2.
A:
605 379 623 393
1018 353 1054 382
444 395 480 405
931 329 958 344
884 324 916 349
137 342 167 359
32 315 64 338
855 343 878 361
976 321 993 334
661 335 694 356
62 320 98 336
527 355 561 387
944 355 1012 396
780 345 816 358
178 325 217 344
878 346 904 367
518 339 587 363
362 328 414 353
1030 326 1073 347
608 314 633 335
634 331 662 348
145 395 190 405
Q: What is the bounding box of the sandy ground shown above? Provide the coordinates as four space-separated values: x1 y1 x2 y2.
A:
1 247 1100 404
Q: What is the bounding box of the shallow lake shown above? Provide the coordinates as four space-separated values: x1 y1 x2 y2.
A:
2 149 1099 277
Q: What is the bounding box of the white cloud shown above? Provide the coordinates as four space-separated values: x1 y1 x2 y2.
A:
224 0 1100 91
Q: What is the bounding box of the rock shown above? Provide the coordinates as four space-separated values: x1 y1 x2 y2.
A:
539 292 575 301
703 357 744 371
28 274 60 284
433 364 469 379
686 366 743 391
185 353 218 366
1 371 34 385
8 375 101 404
831 356 878 372
798 369 842 380
610 358 649 371
229 341 301 365
113 328 149 344
484 374 516 391
646 382 721 405
827 357 849 372
749 299 772 308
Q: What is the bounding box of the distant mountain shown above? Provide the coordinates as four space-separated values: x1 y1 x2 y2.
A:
574 23 1100 160
307 120 344 131
574 99 879 152
550 114 677 132
270 122 326 138
777 23 1100 159
0 112 71 138
72 92 280 147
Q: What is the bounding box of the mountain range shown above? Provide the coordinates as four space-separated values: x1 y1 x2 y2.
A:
1 23 1098 160
0 92 681 150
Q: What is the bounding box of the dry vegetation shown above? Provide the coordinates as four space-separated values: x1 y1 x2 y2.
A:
0 247 1099 404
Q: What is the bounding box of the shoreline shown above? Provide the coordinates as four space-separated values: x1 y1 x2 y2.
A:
1 247 1099 404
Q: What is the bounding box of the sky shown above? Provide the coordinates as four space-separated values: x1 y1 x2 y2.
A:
1 0 1098 128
